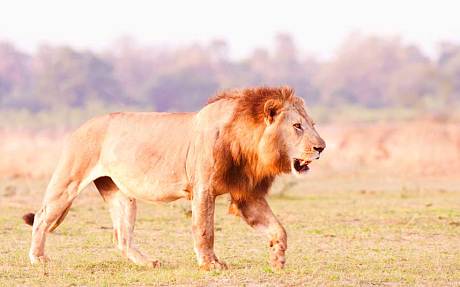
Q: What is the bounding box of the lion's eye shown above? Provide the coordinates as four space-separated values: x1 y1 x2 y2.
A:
293 123 303 131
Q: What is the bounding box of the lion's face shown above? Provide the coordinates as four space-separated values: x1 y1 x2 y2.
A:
259 98 326 176
280 106 325 175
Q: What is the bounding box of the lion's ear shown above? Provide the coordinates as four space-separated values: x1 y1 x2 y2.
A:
263 99 282 125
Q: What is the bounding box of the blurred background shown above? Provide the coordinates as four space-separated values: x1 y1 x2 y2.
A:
0 0 459 182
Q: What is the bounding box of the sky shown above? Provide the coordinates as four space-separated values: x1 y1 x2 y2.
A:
0 0 459 59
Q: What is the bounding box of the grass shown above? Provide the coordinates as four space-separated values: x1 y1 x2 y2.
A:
0 177 459 286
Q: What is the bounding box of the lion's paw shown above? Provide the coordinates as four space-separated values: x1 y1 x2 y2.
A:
270 254 286 269
269 240 286 269
199 259 228 271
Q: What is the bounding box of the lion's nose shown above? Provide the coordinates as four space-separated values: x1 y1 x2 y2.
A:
313 146 324 154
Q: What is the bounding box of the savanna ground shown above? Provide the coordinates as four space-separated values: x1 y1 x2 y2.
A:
1 176 459 286
1 120 460 286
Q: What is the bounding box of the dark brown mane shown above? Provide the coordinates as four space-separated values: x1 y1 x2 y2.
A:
208 86 297 123
210 86 301 203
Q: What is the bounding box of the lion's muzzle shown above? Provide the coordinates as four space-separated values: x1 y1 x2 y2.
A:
293 158 311 173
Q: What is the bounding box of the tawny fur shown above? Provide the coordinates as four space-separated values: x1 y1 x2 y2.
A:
23 86 325 270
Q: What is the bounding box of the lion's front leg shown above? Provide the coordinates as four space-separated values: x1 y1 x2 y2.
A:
230 196 287 269
191 188 227 270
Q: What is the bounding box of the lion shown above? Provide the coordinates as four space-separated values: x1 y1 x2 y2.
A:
23 86 325 270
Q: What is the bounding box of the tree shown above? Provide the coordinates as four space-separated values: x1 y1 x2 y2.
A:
33 46 124 109
315 34 433 107
0 42 32 108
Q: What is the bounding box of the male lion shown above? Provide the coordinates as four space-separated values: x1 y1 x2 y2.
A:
23 86 325 270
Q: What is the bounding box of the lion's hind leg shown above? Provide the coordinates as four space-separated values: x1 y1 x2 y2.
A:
94 177 160 268
28 175 82 264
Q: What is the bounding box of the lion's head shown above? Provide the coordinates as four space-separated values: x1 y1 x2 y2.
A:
253 87 325 176
210 86 325 195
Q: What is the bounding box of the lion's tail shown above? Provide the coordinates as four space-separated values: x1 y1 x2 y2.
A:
22 207 71 232
23 213 35 226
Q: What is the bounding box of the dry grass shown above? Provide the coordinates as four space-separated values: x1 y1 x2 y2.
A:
1 177 459 286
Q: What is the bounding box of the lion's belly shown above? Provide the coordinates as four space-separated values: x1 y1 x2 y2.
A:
109 173 190 202
101 145 192 202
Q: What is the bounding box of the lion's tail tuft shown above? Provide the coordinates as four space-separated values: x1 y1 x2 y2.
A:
22 213 35 226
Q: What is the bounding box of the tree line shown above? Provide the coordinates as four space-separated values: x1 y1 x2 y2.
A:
1 33 459 113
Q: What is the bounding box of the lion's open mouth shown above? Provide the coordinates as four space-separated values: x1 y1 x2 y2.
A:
293 158 311 173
